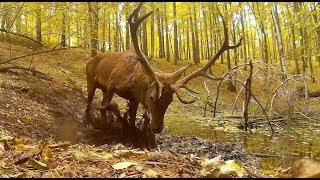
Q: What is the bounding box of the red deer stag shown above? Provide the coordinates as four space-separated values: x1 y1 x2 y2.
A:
84 2 242 134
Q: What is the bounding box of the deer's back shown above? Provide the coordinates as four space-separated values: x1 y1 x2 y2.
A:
86 50 150 100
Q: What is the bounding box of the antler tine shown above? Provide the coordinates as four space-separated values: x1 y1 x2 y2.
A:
172 6 242 91
128 2 162 98
175 91 197 104
128 2 153 25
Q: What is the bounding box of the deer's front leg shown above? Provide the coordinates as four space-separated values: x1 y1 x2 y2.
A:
99 87 114 125
128 101 139 128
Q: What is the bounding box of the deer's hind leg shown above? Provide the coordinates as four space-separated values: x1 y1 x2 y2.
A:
84 82 97 126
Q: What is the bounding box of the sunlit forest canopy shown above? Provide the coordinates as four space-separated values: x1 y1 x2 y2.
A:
1 2 319 70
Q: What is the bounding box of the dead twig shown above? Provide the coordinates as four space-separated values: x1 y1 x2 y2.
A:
0 65 46 76
48 142 71 149
213 62 260 117
0 46 80 65
7 2 25 31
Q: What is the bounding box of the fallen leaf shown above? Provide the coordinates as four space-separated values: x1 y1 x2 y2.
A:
41 171 56 178
25 115 33 121
9 173 26 178
29 158 48 170
119 173 126 178
142 169 160 178
72 150 87 161
114 149 145 158
0 143 4 157
201 155 224 167
42 147 54 164
219 160 244 177
112 161 138 170
87 154 111 162
0 132 13 141
136 165 144 172
200 155 224 177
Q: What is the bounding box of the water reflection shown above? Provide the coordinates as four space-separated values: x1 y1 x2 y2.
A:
165 115 320 174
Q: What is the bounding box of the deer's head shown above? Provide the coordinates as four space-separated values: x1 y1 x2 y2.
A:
128 2 242 133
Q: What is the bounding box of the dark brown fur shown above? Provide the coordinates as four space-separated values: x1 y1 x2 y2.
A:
85 50 186 133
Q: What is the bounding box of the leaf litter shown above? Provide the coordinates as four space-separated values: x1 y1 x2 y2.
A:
0 129 260 178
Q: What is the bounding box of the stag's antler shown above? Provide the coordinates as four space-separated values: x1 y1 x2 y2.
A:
172 7 242 91
128 2 163 98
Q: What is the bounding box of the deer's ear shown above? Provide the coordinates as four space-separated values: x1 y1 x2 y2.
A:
149 81 163 101
171 65 189 83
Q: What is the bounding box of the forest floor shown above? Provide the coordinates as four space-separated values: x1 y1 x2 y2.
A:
0 40 317 177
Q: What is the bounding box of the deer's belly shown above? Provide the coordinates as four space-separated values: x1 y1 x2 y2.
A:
114 88 134 101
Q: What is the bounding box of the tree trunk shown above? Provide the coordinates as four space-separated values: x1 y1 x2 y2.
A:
119 13 124 52
181 25 186 60
150 3 154 59
251 29 255 60
160 4 165 57
312 2 320 67
199 12 203 60
115 11 119 52
76 17 80 46
208 4 214 56
108 13 111 51
15 6 22 33
231 16 238 66
83 15 89 48
193 3 200 64
173 2 179 64
203 8 210 60
125 12 130 51
88 2 99 56
294 3 307 73
285 3 299 74
189 5 198 64
101 18 106 52
272 4 288 80
186 19 190 60
243 61 253 131
240 10 247 70
61 9 67 47
35 4 42 42
304 29 315 83
164 3 170 62
224 4 231 70
156 5 164 58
